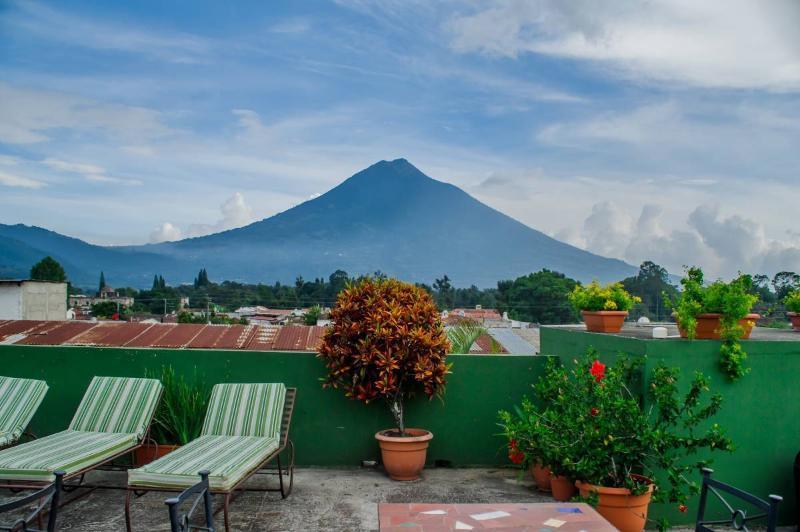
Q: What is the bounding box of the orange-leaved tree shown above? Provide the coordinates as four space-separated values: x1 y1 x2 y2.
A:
317 277 451 435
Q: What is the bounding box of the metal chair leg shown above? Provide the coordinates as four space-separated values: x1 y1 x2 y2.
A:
124 488 133 532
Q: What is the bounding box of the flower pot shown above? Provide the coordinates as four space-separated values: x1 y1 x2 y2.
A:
529 462 551 492
375 428 433 481
581 311 628 333
550 474 576 502
677 313 760 339
575 476 654 532
134 443 180 466
788 312 800 331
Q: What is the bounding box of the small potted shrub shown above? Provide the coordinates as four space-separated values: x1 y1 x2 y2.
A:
501 353 732 532
569 281 640 333
785 289 800 330
318 277 451 481
669 267 760 379
498 398 551 493
135 365 210 465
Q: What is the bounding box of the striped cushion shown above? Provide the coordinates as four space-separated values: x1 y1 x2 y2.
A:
0 430 137 482
201 383 285 438
0 376 48 445
128 435 279 491
68 377 162 439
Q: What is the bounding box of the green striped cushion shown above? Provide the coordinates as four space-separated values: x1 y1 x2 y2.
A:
0 376 48 445
68 377 162 439
128 435 279 491
0 430 137 482
201 383 285 438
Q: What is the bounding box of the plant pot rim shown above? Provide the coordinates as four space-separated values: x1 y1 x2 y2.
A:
575 475 654 496
375 428 433 443
685 312 760 319
788 312 798 317
581 310 629 316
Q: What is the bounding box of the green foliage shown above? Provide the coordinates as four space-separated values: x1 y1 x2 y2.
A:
622 261 679 321
176 310 246 325
496 269 579 324
98 271 106 293
91 300 119 318
498 352 733 512
772 271 800 300
569 280 640 312
147 365 210 445
304 304 322 325
193 268 210 289
447 319 487 354
785 289 800 313
668 267 758 380
29 256 66 282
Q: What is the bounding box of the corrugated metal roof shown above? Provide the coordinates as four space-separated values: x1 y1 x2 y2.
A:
486 328 537 354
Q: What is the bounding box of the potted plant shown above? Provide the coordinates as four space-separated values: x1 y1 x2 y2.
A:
785 289 800 330
569 281 640 333
498 398 551 493
135 365 210 466
669 267 760 379
501 353 732 531
318 277 451 481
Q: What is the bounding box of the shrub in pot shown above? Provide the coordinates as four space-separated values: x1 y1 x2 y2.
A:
498 398 551 492
136 365 210 465
569 281 640 333
785 290 800 330
318 277 451 481
669 267 759 379
503 353 732 531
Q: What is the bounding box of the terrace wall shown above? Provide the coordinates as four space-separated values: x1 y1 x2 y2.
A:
541 327 800 526
0 345 546 468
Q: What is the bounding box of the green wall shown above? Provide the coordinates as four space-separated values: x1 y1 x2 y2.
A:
541 327 800 526
0 345 548 468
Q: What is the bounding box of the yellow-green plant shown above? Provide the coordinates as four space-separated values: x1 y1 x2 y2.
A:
785 289 800 313
569 281 640 312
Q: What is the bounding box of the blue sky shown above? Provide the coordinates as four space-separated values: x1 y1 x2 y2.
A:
0 0 798 277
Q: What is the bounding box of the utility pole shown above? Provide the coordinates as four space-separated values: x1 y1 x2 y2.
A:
206 297 211 324
163 298 167 317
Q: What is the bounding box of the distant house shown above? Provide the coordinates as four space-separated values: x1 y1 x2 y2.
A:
442 305 503 325
233 306 307 325
0 280 68 321
69 285 134 313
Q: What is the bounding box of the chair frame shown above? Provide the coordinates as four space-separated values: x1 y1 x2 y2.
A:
0 470 64 532
0 387 163 511
695 467 782 532
166 470 216 532
125 387 296 532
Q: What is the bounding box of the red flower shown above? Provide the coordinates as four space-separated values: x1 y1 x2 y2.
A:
509 439 518 449
508 450 524 464
590 360 606 382
590 407 599 417
678 504 688 513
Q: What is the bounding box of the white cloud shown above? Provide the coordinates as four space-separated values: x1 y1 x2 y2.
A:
151 193 256 243
0 170 46 189
42 158 142 186
447 0 800 91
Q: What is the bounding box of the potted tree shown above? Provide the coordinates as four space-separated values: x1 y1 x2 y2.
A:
569 281 640 333
135 365 210 466
501 353 733 532
669 267 760 379
785 289 800 330
318 277 451 481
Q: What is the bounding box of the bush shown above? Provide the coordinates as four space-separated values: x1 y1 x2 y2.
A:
569 281 640 312
317 277 451 434
785 289 800 313
147 366 210 445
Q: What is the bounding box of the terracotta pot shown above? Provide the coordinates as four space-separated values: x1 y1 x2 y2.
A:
788 312 800 331
134 443 180 466
550 474 576 502
677 313 760 340
575 476 654 532
375 428 433 481
529 462 551 492
581 311 628 333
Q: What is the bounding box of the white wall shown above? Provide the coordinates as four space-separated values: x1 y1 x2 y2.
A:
0 284 23 320
21 282 67 320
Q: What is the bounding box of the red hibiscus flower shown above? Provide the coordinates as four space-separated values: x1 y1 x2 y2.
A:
590 360 606 382
590 407 599 417
678 504 688 513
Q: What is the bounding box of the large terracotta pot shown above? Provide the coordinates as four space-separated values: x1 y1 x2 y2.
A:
677 313 760 340
575 476 654 532
375 428 433 481
788 312 800 331
529 462 551 492
581 311 628 333
134 443 180 466
550 474 576 502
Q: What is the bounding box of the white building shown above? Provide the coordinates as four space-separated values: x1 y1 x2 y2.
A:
0 280 68 321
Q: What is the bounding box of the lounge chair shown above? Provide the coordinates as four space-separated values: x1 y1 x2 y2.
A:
0 377 162 488
126 383 296 532
0 376 48 450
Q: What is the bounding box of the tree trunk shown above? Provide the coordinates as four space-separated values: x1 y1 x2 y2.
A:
389 398 405 436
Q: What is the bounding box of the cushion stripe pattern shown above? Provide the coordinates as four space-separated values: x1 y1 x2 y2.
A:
0 376 48 445
201 383 285 438
0 430 136 482
68 377 162 438
128 435 279 490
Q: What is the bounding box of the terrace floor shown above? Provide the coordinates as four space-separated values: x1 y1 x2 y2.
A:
5 467 549 531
